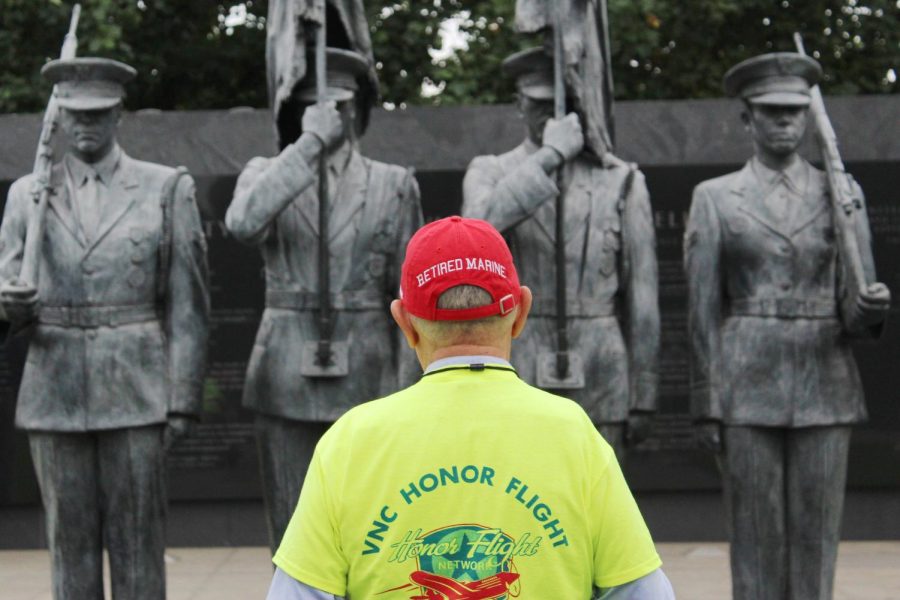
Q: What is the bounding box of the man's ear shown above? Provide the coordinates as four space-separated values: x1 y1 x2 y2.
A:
391 299 419 349
740 103 753 130
511 286 532 340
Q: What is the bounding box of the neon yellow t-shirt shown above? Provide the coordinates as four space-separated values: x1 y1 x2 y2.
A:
274 362 661 599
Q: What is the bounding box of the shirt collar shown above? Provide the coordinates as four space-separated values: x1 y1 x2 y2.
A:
424 355 513 374
750 155 807 195
65 144 121 187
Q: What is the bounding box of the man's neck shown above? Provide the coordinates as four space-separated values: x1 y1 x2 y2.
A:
70 142 116 166
420 344 510 369
754 149 799 172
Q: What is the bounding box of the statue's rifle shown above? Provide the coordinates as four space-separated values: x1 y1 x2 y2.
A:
552 5 570 380
18 4 82 289
793 33 869 303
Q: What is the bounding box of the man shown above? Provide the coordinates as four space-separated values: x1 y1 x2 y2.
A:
684 53 891 599
265 216 674 599
462 47 660 459
0 58 209 599
225 48 423 555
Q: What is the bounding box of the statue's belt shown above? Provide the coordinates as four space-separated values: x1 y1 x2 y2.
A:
266 289 384 311
530 296 616 318
39 303 159 328
728 298 837 318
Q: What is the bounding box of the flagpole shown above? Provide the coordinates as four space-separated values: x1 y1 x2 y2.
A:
315 3 333 367
552 6 569 380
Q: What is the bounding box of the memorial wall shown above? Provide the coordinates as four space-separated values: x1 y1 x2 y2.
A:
1 96 897 506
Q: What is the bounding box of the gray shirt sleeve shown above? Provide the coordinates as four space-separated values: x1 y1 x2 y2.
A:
597 568 676 599
265 567 344 600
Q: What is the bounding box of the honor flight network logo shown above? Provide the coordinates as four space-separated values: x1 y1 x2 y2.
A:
379 524 535 599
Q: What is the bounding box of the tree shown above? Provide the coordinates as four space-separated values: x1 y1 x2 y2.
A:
0 0 895 114
608 0 900 100
0 0 267 113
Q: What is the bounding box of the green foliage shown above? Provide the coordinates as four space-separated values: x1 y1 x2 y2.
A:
367 1 534 107
609 0 900 100
0 0 267 113
0 0 895 114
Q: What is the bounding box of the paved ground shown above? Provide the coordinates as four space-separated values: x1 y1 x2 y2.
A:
1 542 898 599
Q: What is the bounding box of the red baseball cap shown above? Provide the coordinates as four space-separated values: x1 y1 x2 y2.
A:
400 216 521 321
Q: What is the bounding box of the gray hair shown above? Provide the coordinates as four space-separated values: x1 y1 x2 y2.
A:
411 285 514 344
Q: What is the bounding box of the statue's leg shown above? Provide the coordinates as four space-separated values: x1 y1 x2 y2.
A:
785 426 851 600
594 422 625 464
722 426 788 600
255 414 331 556
98 425 166 600
28 431 103 600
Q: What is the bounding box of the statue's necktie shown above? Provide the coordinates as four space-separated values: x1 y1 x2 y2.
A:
80 170 102 243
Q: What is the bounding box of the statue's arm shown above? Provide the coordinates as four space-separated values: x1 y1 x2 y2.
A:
0 178 33 321
461 152 558 232
621 170 660 413
165 174 210 417
684 185 724 422
224 134 322 244
839 182 888 337
0 179 29 276
394 169 425 387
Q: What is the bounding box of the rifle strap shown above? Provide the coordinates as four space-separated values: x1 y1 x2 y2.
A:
616 163 638 285
157 167 189 306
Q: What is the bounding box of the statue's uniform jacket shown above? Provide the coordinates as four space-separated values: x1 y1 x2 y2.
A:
462 142 660 422
685 158 875 427
0 151 209 431
226 142 422 422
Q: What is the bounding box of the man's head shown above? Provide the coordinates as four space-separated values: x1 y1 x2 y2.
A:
295 48 368 143
724 52 821 160
503 47 557 146
42 57 135 163
391 217 532 366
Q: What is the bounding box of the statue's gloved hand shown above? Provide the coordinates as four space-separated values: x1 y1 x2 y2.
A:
301 101 343 150
542 113 584 162
695 420 723 454
852 282 891 329
164 414 196 452
0 280 39 324
625 410 654 447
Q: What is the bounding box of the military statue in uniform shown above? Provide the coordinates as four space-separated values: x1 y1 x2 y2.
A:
462 48 660 458
685 53 891 600
0 58 209 599
225 49 423 554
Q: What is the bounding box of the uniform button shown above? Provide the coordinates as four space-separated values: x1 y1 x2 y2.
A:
82 263 94 274
87 331 97 340
780 282 791 291
778 245 791 255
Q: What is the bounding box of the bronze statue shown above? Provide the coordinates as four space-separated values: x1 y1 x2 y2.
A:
0 57 209 599
462 47 660 459
684 52 891 599
225 48 423 554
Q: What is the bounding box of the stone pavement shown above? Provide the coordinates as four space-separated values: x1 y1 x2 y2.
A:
1 542 898 599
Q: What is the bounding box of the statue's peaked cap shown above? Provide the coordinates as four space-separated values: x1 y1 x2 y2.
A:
295 48 370 102
502 46 554 100
724 52 822 106
42 57 136 110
